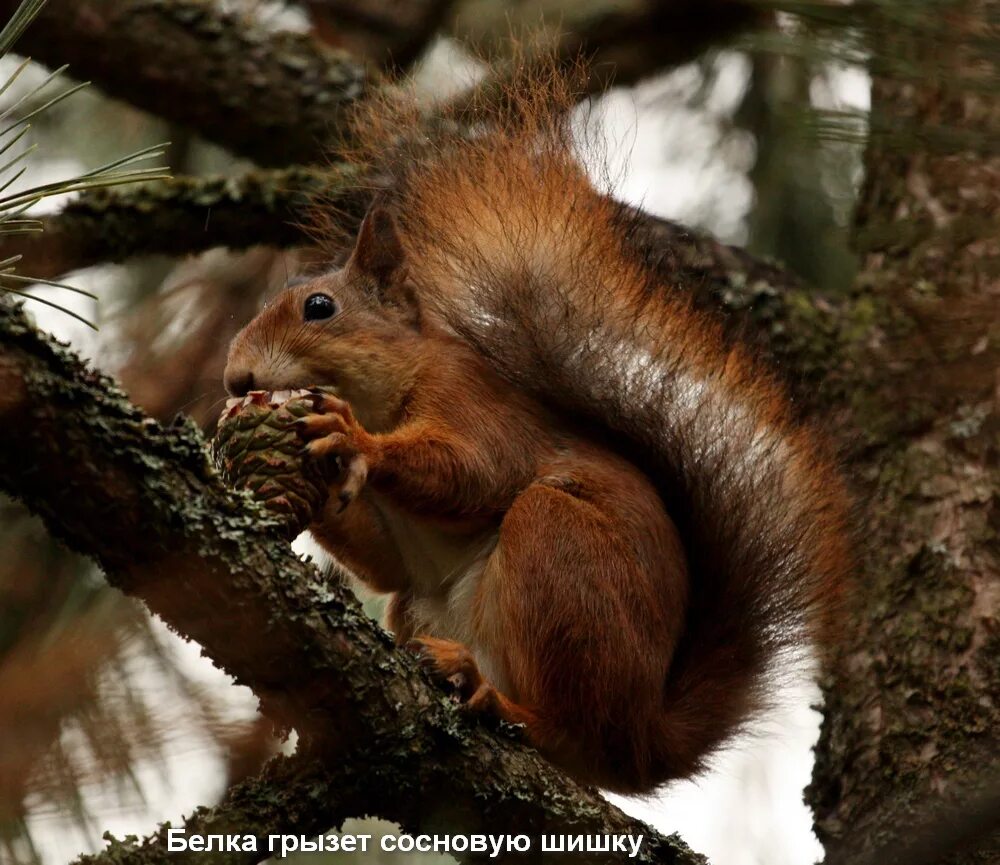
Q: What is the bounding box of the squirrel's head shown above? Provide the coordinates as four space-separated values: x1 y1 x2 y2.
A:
224 207 421 430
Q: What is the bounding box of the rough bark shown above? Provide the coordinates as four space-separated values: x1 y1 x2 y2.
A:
807 3 1000 863
0 300 702 865
3 168 367 280
0 0 368 167
73 755 351 865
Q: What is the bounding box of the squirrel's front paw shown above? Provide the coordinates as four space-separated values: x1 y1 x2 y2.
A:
296 394 378 511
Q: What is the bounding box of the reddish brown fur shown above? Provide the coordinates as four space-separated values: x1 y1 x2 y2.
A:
224 59 852 793
227 260 689 791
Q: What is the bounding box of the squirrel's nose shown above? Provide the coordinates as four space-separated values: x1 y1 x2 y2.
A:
224 367 255 397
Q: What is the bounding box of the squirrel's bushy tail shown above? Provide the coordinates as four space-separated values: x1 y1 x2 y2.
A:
346 59 852 781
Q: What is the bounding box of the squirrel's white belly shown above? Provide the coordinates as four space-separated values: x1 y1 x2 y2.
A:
368 494 508 690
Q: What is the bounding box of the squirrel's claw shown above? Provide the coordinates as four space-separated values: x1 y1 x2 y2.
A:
304 431 350 459
294 392 359 442
312 392 356 420
304 435 369 511
295 413 349 438
296 395 373 510
406 636 489 706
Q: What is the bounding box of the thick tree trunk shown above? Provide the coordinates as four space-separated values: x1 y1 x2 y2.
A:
808 3 1000 863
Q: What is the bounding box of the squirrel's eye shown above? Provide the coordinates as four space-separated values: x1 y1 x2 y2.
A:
303 293 337 321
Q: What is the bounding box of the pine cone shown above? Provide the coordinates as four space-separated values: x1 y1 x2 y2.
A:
213 388 336 538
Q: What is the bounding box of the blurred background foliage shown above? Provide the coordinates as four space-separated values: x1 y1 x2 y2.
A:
0 0 889 862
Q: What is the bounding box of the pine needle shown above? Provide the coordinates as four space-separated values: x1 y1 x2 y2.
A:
0 0 171 326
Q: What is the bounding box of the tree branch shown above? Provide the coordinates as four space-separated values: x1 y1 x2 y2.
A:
573 0 764 91
450 0 766 96
6 168 367 280
0 301 702 865
306 0 458 69
11 170 849 407
74 755 356 865
3 0 767 169
0 0 369 167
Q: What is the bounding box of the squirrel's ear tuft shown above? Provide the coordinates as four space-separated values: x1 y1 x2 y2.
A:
350 205 406 289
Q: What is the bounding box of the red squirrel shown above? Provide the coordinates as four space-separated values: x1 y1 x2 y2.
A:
223 69 851 794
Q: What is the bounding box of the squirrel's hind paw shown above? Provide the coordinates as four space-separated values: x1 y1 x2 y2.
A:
406 636 493 707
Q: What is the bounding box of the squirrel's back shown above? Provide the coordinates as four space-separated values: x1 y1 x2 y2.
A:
333 61 852 780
